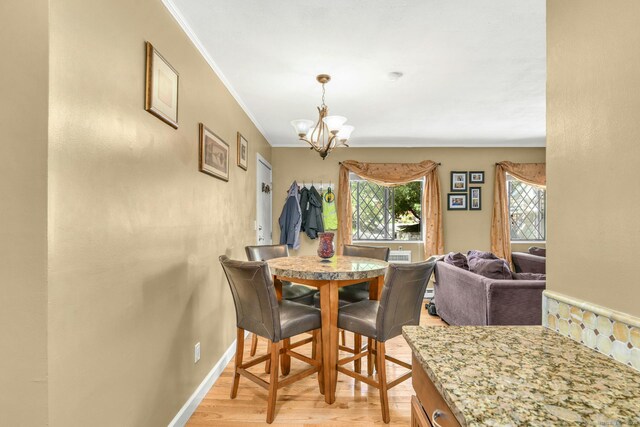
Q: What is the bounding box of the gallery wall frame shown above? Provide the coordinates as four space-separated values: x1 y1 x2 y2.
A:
199 123 229 181
145 41 179 129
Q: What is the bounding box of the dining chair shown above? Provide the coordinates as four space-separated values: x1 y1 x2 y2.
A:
336 259 437 423
245 244 318 358
313 244 390 371
219 256 323 424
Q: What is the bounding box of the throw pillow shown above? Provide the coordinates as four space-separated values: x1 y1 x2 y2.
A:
466 250 498 261
528 246 547 257
444 252 469 270
469 258 512 280
513 272 546 280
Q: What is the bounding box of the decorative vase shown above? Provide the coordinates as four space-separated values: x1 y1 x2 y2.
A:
317 232 335 259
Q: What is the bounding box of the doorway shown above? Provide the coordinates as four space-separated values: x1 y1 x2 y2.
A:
256 153 272 245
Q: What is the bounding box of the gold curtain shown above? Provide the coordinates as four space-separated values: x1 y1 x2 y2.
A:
337 160 443 259
491 161 546 263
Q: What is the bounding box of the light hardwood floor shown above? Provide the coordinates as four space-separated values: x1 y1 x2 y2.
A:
187 307 446 426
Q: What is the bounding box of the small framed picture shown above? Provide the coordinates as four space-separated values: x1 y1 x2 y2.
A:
199 124 229 181
469 187 482 210
145 41 179 128
469 171 485 184
447 193 468 210
450 171 467 192
237 132 248 170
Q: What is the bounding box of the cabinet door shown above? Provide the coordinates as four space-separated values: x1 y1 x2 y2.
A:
411 395 432 427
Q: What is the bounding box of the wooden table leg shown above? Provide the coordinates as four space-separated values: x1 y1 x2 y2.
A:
273 276 290 375
319 281 338 404
369 274 385 301
367 275 385 376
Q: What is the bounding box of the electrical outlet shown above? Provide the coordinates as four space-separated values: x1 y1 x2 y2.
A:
194 342 201 364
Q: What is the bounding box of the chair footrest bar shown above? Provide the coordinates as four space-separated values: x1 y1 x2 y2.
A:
385 354 411 369
387 371 412 389
237 367 269 390
337 351 367 366
287 350 320 367
337 365 379 388
239 353 271 369
288 336 313 350
278 366 319 389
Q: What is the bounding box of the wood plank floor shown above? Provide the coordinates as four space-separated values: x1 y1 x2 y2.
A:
187 307 446 426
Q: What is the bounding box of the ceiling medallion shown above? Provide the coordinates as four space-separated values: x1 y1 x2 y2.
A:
290 74 354 160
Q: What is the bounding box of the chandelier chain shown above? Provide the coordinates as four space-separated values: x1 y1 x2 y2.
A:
321 83 326 109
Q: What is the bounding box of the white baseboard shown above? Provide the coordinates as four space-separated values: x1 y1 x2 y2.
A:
168 334 246 427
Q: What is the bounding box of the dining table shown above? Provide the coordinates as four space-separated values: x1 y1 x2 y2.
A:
266 255 389 404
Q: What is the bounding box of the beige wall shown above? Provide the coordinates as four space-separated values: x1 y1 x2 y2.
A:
547 0 640 317
0 1 49 426
48 0 271 425
272 147 545 260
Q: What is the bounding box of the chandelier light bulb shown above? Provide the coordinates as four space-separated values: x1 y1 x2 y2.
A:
322 115 347 134
337 125 354 142
290 119 314 137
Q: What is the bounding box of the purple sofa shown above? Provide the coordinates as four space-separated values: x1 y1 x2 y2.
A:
434 261 545 326
512 251 546 274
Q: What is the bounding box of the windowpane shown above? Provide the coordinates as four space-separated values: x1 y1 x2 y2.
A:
508 179 545 241
350 176 422 241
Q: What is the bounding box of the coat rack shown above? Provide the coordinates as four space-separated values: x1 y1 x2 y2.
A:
298 180 334 191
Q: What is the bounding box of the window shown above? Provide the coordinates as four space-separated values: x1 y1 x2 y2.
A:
508 177 546 241
350 174 423 241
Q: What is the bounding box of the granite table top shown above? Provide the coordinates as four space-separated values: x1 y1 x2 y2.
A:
403 325 640 427
266 255 388 281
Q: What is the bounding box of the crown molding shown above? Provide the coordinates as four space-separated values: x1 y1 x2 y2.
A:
271 136 546 148
161 0 272 146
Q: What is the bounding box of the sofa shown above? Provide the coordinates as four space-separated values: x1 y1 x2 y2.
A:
434 260 545 326
512 246 546 274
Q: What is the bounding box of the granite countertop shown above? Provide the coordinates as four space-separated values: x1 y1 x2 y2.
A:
267 255 387 281
403 325 640 426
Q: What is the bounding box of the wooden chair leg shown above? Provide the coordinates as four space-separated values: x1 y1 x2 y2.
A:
376 341 390 423
341 329 346 346
250 333 258 357
266 340 281 424
281 338 291 376
354 333 362 373
231 328 244 399
367 338 374 376
265 341 272 373
313 329 324 395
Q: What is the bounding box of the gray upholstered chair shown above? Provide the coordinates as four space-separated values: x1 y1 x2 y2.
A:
313 244 390 364
245 244 318 357
219 256 323 424
337 259 437 423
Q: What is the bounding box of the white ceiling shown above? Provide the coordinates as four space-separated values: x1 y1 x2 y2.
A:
165 0 546 147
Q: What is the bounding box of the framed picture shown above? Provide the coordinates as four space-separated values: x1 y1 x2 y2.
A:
145 41 179 129
447 193 468 210
469 171 485 184
237 132 248 170
199 124 229 181
469 187 482 210
450 171 467 192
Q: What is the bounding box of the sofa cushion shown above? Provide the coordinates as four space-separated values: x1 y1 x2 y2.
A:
467 250 498 261
528 246 546 257
444 252 469 270
513 272 546 281
469 258 512 280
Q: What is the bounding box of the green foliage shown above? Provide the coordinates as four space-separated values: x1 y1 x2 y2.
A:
393 181 422 223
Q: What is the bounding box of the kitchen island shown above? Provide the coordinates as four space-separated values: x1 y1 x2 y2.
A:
403 325 640 426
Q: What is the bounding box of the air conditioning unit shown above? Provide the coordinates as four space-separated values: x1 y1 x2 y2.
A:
388 250 412 264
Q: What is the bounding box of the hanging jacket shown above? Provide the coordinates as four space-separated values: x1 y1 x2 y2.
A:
278 181 302 249
299 187 310 232
322 187 338 230
305 185 324 239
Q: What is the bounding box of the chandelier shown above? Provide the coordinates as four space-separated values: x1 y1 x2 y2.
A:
290 74 354 160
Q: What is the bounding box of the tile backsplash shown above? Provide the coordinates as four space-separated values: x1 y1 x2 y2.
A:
543 290 640 371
